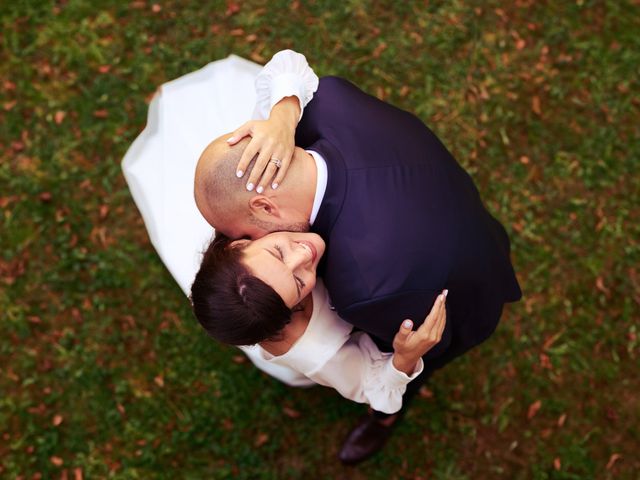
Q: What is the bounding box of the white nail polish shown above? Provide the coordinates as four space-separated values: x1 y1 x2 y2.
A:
246 183 254 191
227 136 236 143
443 289 448 297
271 182 279 190
256 185 263 194
236 170 243 178
403 320 412 329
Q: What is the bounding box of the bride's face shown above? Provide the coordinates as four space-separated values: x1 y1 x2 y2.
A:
237 232 326 307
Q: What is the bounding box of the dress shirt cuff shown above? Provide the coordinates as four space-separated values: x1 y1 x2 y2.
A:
254 50 319 121
385 357 424 389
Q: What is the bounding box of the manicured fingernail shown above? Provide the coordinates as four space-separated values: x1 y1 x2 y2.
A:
271 182 279 190
227 136 236 143
236 170 243 178
403 320 412 329
443 289 448 298
256 185 264 194
246 182 254 191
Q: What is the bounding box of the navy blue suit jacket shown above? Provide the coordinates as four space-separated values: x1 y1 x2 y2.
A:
296 77 522 358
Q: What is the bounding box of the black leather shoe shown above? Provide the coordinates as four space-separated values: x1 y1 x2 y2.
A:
338 413 397 465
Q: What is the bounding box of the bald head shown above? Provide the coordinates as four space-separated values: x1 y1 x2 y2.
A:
194 132 317 239
194 133 252 230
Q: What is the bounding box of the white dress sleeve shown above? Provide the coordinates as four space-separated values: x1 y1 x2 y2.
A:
257 281 424 414
252 49 319 120
307 332 424 414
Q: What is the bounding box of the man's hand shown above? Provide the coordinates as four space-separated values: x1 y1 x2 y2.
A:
391 290 448 374
227 96 300 193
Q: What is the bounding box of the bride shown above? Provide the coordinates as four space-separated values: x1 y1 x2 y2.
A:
191 229 447 415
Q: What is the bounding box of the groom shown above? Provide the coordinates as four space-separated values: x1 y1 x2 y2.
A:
195 62 521 464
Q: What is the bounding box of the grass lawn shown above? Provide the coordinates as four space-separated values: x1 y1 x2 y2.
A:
1 1 638 478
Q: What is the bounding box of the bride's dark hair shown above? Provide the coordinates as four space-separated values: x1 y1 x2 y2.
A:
190 232 292 346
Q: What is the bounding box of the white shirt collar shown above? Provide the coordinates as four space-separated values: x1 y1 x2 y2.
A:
306 150 328 225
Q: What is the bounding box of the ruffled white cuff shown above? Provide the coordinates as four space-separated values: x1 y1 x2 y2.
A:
254 49 319 121
359 336 424 414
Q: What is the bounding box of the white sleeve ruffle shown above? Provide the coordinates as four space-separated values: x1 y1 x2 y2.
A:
253 49 319 121
354 333 424 414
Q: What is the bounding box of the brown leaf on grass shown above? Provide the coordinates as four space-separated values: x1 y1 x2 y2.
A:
3 80 16 91
254 432 269 447
99 204 109 219
54 110 66 124
93 109 108 118
557 413 567 427
154 375 164 387
372 42 387 58
595 276 610 296
225 1 240 16
74 468 83 480
151 3 161 13
117 403 126 415
519 155 530 164
250 51 265 63
11 141 24 151
282 406 301 419
539 353 552 370
516 39 526 50
230 28 244 36
419 386 434 398
531 96 541 115
98 65 111 74
606 453 622 469
50 456 64 466
232 355 247 364
221 418 233 431
527 400 541 419
52 414 63 426
39 192 52 202
553 457 561 470
3 100 16 111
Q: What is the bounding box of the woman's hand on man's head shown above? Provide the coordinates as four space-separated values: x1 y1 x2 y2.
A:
228 96 300 194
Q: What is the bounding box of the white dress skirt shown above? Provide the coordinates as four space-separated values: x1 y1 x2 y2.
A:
121 52 422 413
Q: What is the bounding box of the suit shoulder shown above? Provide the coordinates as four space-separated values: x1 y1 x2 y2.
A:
318 76 361 94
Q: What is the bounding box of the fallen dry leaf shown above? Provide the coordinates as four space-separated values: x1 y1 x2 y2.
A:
553 457 561 470
50 456 64 466
54 110 66 124
419 386 434 398
606 453 622 470
557 413 567 427
527 399 542 419
52 414 63 426
254 432 269 447
531 95 541 115
282 406 301 419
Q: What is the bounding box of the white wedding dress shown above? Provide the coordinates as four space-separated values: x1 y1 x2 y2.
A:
121 51 421 413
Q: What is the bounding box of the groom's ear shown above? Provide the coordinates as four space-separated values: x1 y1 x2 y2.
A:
248 196 281 219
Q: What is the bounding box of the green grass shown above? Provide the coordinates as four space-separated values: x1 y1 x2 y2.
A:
1 0 639 478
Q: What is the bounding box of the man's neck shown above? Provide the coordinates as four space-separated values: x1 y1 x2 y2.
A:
284 148 317 221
